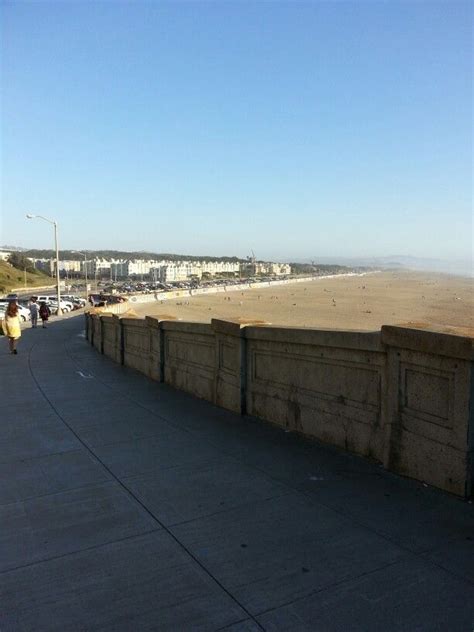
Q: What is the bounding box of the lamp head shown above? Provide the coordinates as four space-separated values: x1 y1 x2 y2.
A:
26 214 35 219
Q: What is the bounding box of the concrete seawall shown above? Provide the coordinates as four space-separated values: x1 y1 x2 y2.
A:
85 313 474 498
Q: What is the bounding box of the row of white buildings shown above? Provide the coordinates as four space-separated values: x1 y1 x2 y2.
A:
29 256 291 282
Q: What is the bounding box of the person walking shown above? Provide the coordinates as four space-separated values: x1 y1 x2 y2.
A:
39 301 50 328
29 297 39 328
2 300 22 354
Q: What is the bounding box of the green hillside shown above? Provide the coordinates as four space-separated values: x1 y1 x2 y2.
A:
0 260 52 294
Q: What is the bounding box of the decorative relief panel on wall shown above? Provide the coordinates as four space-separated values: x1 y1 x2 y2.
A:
251 349 381 409
166 335 215 370
124 326 150 355
102 322 116 344
400 362 453 430
218 340 238 376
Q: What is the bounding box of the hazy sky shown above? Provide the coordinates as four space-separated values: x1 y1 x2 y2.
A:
1 1 472 262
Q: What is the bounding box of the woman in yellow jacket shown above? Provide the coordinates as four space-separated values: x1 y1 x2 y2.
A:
2 301 22 354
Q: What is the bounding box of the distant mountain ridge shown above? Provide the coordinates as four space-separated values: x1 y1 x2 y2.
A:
296 255 473 277
0 245 27 252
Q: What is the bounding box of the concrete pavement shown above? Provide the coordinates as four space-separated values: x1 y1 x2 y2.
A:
1 315 473 631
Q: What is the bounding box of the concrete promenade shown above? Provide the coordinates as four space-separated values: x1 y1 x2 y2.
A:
1 315 473 631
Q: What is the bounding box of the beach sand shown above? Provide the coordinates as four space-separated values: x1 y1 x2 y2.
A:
133 271 473 333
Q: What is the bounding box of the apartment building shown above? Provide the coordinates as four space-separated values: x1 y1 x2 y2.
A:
241 261 291 276
268 263 291 275
60 260 82 274
110 259 165 278
152 262 202 283
201 261 240 276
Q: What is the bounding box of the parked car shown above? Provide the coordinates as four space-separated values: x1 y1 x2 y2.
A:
17 304 31 322
62 295 86 308
0 301 30 322
47 300 73 314
37 296 73 312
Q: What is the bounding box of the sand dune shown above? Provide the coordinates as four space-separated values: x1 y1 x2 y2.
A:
134 271 473 333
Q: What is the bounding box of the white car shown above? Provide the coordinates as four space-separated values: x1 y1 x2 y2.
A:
0 302 30 322
47 300 73 313
37 296 73 313
17 305 31 322
62 295 86 309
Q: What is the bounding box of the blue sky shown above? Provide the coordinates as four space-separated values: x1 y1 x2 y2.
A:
1 1 472 263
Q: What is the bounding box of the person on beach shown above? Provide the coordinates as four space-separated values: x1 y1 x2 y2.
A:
29 297 39 328
2 301 22 354
39 301 50 328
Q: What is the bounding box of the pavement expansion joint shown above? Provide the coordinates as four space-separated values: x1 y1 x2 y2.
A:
0 528 162 577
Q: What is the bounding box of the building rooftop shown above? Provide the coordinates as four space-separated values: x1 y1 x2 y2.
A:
1 315 473 630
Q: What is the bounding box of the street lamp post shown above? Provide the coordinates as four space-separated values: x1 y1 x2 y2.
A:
26 214 62 314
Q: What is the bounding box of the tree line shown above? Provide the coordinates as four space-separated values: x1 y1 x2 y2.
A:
22 249 246 263
7 252 40 274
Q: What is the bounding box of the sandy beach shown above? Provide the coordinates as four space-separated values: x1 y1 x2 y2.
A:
133 271 473 333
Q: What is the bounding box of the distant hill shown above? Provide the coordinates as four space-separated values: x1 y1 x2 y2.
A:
293 255 473 278
0 245 27 252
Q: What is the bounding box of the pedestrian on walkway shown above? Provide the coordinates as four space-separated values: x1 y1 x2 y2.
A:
39 301 50 328
2 300 21 354
29 296 39 328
